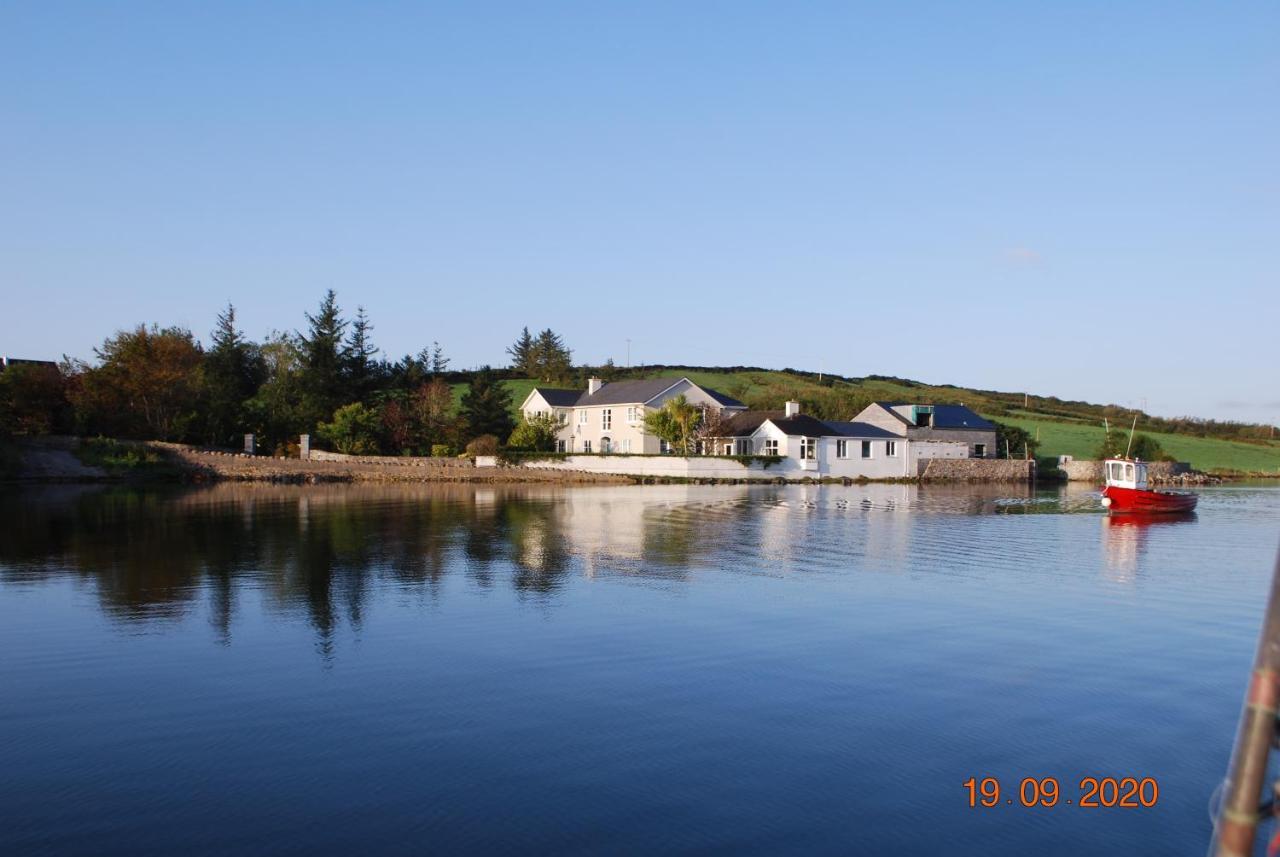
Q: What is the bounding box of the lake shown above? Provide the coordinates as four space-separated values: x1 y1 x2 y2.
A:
1 481 1277 856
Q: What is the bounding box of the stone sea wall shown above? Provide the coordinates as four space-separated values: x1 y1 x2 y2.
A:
918 459 1035 482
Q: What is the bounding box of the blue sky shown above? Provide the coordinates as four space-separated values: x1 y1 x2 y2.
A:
2 2 1276 422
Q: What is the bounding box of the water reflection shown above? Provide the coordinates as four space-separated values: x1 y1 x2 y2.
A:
0 482 1097 649
1100 511 1198 583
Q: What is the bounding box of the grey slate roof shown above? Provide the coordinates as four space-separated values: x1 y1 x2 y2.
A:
929 405 995 430
718 410 783 437
701 387 747 408
874 401 995 430
576 378 686 406
821 420 901 439
531 388 581 407
528 377 745 409
766 415 838 437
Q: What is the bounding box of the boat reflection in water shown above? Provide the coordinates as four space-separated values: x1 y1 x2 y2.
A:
1101 510 1197 583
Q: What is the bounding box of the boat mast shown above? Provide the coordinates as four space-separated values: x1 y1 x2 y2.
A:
1211 550 1280 856
1123 414 1139 459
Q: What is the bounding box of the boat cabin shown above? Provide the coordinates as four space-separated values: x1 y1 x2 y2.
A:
1104 458 1148 490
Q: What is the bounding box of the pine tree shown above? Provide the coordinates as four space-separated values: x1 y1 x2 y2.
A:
430 341 450 374
347 306 378 401
461 365 515 441
533 328 572 382
507 327 536 375
203 303 264 446
298 290 349 426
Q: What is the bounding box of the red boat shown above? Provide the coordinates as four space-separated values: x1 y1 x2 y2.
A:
1100 458 1198 514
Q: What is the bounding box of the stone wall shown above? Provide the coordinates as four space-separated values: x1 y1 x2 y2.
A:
307 449 472 468
918 459 1035 482
1059 460 1191 482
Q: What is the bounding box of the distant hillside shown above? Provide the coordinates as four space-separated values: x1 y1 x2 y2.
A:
467 365 1280 474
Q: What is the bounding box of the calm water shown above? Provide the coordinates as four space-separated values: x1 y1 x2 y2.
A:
1 482 1278 856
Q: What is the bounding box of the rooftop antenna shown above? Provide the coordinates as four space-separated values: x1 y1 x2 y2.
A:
625 338 631 369
1123 413 1139 459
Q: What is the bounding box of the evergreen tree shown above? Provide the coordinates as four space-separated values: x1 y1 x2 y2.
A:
203 303 264 446
430 341 449 374
297 290 349 426
533 328 572 382
507 327 535 375
347 305 378 401
461 366 514 441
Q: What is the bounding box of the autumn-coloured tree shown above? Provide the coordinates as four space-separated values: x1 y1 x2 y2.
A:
74 325 204 440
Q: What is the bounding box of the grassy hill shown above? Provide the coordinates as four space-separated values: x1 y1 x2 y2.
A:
448 366 1279 475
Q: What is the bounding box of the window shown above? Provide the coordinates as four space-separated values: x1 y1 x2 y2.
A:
886 441 898 457
1124 463 1135 480
973 443 985 458
626 406 639 423
723 443 733 455
582 440 592 453
555 440 566 453
555 409 567 422
601 437 612 453
579 409 588 425
602 409 612 430
836 440 849 459
799 438 816 460
622 439 632 453
763 439 779 456
660 439 671 454
861 441 873 459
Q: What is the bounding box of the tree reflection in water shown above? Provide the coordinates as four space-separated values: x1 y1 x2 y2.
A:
0 481 1048 654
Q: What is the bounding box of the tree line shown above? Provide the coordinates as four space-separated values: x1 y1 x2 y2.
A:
0 292 578 457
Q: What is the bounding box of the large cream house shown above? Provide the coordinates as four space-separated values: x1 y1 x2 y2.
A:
520 377 746 454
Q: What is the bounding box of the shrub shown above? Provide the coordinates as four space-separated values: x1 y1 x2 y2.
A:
507 413 563 451
465 434 499 456
316 402 381 455
431 443 454 457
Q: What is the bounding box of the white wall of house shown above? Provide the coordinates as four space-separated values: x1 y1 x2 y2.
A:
566 403 654 454
818 436 913 479
747 422 913 479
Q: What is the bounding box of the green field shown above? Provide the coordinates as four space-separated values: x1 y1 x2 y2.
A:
991 414 1280 474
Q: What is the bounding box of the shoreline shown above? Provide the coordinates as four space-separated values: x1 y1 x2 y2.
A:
3 437 1267 488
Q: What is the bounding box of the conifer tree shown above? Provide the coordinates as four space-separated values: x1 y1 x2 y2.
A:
507 327 536 375
461 365 515 441
298 290 349 426
203 303 264 446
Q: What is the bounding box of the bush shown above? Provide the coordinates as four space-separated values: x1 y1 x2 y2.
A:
316 402 381 455
431 443 454 457
507 413 563 452
465 434 499 456
1094 431 1171 462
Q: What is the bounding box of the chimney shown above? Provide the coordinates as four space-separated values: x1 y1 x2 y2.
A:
588 377 604 396
784 400 800 417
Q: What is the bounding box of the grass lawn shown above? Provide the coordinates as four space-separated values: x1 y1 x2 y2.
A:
990 414 1280 474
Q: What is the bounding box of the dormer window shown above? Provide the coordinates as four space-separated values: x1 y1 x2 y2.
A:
913 406 934 428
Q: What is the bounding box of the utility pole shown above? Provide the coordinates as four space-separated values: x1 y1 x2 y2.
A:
626 339 631 368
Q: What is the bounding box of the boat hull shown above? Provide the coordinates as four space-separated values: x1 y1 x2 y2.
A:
1102 485 1198 514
